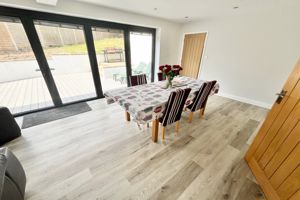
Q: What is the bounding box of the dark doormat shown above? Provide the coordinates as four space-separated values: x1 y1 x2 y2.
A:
22 102 92 129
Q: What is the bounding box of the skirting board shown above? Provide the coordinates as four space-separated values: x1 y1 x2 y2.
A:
217 92 273 109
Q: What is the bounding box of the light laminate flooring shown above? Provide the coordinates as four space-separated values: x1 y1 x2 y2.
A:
6 95 269 200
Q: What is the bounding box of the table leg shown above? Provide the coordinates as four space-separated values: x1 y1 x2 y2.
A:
152 119 159 142
125 111 131 122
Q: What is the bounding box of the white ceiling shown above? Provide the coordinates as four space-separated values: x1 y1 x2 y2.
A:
75 0 300 22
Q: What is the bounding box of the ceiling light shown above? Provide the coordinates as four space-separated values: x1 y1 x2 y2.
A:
36 0 58 6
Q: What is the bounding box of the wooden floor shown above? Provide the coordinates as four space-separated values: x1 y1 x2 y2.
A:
6 95 268 200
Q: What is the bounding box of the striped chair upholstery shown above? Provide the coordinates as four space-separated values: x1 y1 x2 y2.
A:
158 88 191 140
173 69 180 76
159 88 191 127
187 80 217 122
157 72 165 81
129 74 147 86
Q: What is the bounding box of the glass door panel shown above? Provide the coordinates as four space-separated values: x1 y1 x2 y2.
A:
34 20 97 103
130 32 153 82
0 16 54 114
92 27 126 92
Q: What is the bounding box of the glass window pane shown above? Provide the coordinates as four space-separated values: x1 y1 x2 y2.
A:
34 20 97 103
0 16 54 114
130 32 153 82
92 27 127 92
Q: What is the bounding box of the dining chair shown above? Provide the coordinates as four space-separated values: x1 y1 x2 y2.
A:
159 88 191 140
173 69 180 76
187 80 217 123
157 72 165 81
129 74 147 86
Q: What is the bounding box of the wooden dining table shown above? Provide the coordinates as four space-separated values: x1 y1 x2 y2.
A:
104 76 219 142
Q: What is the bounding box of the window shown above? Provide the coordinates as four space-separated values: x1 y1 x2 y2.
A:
92 27 127 92
0 6 156 115
0 16 54 114
130 32 153 82
34 20 97 103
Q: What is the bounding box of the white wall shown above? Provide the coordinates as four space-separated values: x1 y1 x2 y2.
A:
0 0 182 67
180 7 300 108
1 1 299 108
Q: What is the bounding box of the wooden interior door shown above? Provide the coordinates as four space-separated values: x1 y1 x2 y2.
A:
245 59 300 200
181 33 206 79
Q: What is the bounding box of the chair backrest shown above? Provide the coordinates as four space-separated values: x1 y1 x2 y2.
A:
189 80 217 112
129 74 147 86
173 69 180 76
157 72 165 81
160 88 191 126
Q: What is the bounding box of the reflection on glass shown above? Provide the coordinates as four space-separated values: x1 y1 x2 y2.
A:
34 20 97 103
92 27 126 92
130 32 153 82
0 16 54 114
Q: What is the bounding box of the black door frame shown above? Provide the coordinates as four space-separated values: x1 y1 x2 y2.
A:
0 6 156 116
20 16 63 106
83 25 104 98
124 29 133 86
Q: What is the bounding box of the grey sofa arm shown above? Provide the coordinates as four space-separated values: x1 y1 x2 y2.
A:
0 152 7 199
5 148 26 197
0 148 26 200
2 177 24 200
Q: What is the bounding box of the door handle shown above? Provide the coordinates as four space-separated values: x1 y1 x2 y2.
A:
35 68 55 71
276 90 287 104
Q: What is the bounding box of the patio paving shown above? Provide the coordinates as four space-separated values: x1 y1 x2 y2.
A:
0 72 126 114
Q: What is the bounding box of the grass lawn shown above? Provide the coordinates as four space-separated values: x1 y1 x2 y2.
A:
47 38 124 54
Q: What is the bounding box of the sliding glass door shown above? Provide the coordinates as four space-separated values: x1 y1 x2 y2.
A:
0 16 54 114
92 27 127 92
34 20 97 103
130 31 153 82
0 6 156 116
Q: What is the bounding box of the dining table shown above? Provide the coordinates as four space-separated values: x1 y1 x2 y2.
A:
104 76 219 142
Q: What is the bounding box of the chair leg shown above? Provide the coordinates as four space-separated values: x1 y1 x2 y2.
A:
200 107 205 118
162 126 166 140
175 121 179 134
200 103 207 118
125 111 131 121
189 112 194 123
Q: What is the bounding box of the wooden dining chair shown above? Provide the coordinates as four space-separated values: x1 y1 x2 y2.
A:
157 72 165 81
159 88 191 140
173 69 180 76
129 74 147 86
187 80 217 123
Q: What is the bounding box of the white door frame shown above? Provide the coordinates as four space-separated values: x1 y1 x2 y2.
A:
179 31 209 79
